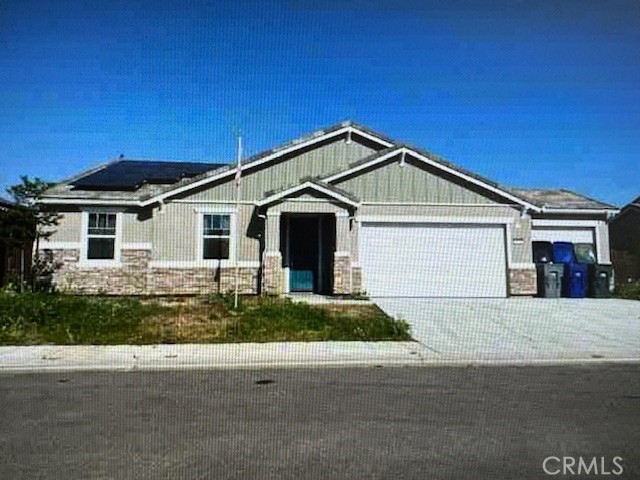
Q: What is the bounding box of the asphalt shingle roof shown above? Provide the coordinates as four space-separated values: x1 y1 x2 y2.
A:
39 120 616 213
509 188 616 210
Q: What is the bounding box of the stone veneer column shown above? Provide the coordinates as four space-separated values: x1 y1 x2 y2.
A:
333 212 353 295
262 211 284 295
508 266 537 295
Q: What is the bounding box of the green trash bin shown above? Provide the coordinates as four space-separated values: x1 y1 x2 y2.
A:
536 263 564 298
589 264 613 298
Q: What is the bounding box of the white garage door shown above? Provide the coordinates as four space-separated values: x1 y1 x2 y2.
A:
531 227 594 244
359 223 508 298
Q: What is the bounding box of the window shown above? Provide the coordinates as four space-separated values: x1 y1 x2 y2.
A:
87 212 117 260
203 214 230 260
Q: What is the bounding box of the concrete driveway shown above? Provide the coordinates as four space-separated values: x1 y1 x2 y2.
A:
376 298 640 362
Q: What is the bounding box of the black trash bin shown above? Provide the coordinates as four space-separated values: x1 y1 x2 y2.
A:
536 263 564 298
532 242 564 298
533 241 554 264
589 264 613 298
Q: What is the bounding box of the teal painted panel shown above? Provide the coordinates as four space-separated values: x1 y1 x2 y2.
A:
291 270 314 291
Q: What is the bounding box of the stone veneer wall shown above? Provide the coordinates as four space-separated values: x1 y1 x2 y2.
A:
351 267 363 295
333 253 365 295
148 267 258 295
46 248 259 295
261 252 284 295
508 267 537 296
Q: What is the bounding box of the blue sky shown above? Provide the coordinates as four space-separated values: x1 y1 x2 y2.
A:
1 0 638 206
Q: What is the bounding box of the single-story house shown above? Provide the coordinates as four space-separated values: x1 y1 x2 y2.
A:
609 195 640 283
38 121 618 297
0 198 33 287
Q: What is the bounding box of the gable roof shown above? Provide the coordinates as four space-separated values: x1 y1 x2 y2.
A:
137 121 394 207
323 145 544 212
256 180 360 208
38 120 617 215
40 121 394 205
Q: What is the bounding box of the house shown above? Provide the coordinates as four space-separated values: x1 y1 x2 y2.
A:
0 198 33 287
609 196 640 283
38 121 618 297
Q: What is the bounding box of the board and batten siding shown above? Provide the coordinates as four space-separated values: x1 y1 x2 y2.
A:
44 209 83 243
332 157 497 204
122 210 152 244
180 138 376 203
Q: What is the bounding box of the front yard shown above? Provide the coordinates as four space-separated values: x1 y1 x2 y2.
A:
0 291 410 345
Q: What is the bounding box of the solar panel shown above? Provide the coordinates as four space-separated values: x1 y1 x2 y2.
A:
71 160 227 191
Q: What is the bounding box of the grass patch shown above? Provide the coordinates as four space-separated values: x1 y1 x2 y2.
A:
613 282 640 301
0 291 410 345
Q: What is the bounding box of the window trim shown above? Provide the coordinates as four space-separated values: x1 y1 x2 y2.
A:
196 209 237 266
79 209 123 267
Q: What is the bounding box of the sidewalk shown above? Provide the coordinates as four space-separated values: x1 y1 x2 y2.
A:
2 341 638 374
0 342 433 373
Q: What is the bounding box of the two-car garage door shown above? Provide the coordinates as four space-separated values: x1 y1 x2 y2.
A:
359 223 508 298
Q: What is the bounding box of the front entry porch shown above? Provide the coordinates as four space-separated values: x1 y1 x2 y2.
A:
261 210 361 296
281 214 336 294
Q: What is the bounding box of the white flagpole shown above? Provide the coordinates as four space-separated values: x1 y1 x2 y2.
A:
234 134 242 309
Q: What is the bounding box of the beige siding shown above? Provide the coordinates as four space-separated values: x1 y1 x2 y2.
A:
180 138 375 202
511 217 533 264
154 203 199 261
152 202 260 262
47 210 82 243
122 210 152 244
334 158 497 204
596 221 611 264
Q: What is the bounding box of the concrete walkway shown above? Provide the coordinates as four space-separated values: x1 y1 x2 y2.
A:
377 298 640 362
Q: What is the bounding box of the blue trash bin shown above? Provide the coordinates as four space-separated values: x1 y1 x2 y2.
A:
553 242 576 264
563 263 589 298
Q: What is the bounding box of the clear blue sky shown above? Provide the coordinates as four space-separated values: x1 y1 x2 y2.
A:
1 0 638 206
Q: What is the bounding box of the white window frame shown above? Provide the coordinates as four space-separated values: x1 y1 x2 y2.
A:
79 209 123 267
195 207 237 267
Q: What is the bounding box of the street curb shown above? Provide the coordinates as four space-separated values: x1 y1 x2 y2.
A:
1 355 639 375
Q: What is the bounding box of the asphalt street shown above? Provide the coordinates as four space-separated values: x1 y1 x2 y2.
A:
1 364 639 479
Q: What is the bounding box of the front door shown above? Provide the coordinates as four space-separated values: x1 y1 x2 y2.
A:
288 217 319 292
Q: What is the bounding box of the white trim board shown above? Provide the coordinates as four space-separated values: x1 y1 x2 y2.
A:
541 208 618 215
149 260 260 268
256 181 360 208
356 215 515 224
39 198 140 206
532 219 602 227
360 202 519 207
78 210 123 268
38 241 81 250
195 210 237 264
121 242 152 250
